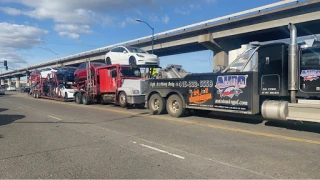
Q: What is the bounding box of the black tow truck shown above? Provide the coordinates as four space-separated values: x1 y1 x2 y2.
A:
145 23 320 123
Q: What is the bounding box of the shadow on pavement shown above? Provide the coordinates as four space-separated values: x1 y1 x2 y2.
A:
265 121 320 134
0 108 8 113
0 114 25 127
190 111 264 125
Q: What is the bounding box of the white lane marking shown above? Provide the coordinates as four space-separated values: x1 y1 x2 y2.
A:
130 141 137 144
140 143 185 159
48 115 62 121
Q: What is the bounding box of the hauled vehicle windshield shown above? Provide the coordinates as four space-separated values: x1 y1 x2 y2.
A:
223 47 258 72
120 68 141 77
126 47 148 54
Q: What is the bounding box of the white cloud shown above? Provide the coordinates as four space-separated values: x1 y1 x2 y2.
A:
175 4 201 15
0 0 156 25
54 24 92 39
125 17 139 24
149 14 159 22
119 21 126 28
162 14 169 24
0 7 21 15
58 32 80 39
0 22 48 65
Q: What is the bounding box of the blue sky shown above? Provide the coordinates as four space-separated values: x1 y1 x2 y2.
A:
0 0 282 73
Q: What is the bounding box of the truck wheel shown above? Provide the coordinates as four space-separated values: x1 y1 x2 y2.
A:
64 92 68 102
75 93 83 104
33 91 36 98
118 92 127 108
149 93 166 115
82 93 91 105
166 94 186 117
106 57 112 65
36 91 39 99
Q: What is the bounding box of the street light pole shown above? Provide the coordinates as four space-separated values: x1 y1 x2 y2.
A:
37 47 59 67
136 19 154 54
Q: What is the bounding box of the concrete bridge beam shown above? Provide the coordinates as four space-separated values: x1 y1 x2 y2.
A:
198 34 230 70
8 78 12 86
15 77 20 89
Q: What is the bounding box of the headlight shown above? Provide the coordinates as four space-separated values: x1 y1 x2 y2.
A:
136 54 144 58
131 90 139 94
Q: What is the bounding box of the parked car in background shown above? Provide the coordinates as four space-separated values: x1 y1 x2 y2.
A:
54 84 76 100
74 62 106 82
56 66 77 82
20 86 30 93
105 46 159 66
40 67 57 78
0 85 5 95
7 85 16 91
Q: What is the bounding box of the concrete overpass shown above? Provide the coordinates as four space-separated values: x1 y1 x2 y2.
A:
1 0 320 87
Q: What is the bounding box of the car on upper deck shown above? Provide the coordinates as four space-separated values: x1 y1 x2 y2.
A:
74 62 106 82
105 46 159 66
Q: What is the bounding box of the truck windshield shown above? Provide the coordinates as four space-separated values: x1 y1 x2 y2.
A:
223 47 258 72
120 68 141 77
301 47 320 69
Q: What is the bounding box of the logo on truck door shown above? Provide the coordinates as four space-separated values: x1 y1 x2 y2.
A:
215 75 248 98
300 70 320 81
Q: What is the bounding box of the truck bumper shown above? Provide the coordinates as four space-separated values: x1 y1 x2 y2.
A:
127 95 145 105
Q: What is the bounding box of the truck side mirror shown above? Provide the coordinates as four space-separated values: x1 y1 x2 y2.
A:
123 50 127 54
112 71 117 77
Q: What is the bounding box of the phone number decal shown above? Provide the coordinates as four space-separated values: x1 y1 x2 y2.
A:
178 80 213 88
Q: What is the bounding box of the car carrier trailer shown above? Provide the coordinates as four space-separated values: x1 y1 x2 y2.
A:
29 72 73 101
145 23 320 123
73 61 147 107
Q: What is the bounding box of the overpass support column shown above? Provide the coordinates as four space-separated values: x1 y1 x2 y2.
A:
198 34 229 70
16 77 20 89
0 79 4 86
8 78 12 86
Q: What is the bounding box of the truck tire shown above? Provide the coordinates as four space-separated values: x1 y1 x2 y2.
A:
82 93 91 105
149 93 166 115
118 92 127 108
64 92 68 102
166 94 186 117
36 91 39 99
33 91 36 98
75 93 83 104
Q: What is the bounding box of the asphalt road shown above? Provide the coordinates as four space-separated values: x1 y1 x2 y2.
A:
0 91 320 179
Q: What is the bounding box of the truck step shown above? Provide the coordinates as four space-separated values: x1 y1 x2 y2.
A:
287 102 320 123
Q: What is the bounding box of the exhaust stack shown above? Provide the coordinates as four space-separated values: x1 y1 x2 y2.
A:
288 23 298 103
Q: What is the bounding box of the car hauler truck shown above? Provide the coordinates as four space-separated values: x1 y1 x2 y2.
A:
145 23 320 123
73 62 147 107
29 72 74 101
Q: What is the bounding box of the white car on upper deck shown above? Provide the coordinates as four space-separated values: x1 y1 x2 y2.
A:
41 67 57 78
105 46 159 66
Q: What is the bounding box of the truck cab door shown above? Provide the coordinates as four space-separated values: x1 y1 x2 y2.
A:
258 43 288 96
